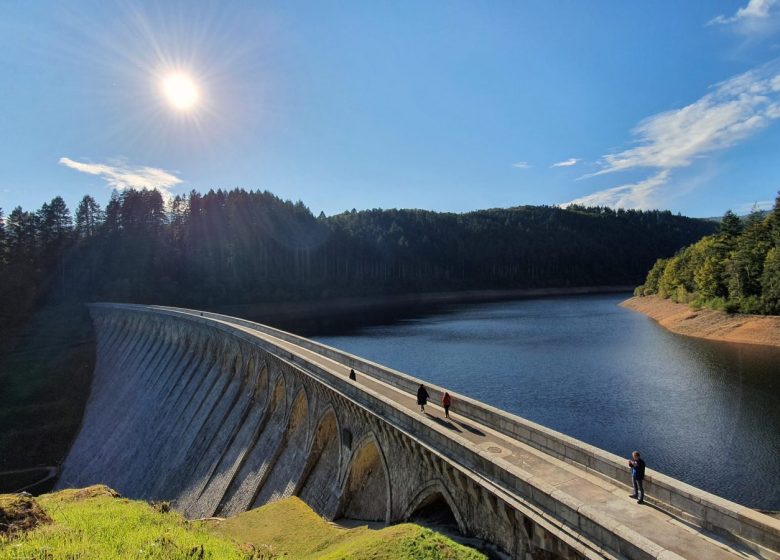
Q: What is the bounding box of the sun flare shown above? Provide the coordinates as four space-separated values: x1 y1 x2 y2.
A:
162 73 199 110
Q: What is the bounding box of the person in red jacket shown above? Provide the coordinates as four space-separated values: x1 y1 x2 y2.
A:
441 391 452 418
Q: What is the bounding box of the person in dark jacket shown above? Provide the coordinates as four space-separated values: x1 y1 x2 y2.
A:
628 451 646 504
349 368 356 381
441 391 452 418
417 384 430 413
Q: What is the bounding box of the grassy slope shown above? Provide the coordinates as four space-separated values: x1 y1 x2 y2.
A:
1 488 485 560
208 497 486 560
0 486 246 560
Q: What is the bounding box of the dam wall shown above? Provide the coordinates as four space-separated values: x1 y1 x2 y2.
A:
156 305 780 556
57 304 780 560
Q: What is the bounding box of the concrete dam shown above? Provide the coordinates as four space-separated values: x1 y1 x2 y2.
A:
58 304 780 560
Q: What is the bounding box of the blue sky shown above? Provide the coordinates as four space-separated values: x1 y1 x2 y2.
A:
1 1 779 217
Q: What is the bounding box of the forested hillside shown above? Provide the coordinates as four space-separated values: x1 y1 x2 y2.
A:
0 188 717 332
635 193 780 315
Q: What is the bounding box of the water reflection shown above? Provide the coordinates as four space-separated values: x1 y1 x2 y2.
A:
313 294 780 510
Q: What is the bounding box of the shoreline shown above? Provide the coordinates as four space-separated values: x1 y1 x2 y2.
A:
621 295 780 348
212 285 634 333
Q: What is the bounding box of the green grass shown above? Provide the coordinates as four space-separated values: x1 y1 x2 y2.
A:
207 496 486 560
1 487 485 559
0 486 249 559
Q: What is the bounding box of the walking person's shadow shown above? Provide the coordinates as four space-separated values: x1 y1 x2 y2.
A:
425 412 462 433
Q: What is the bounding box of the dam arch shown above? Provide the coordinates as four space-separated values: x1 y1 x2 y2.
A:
336 431 391 523
403 479 466 535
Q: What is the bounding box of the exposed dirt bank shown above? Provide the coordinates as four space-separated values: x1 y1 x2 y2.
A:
621 296 780 347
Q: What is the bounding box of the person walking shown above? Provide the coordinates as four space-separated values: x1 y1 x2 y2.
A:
441 391 452 419
628 451 646 504
417 384 429 413
349 368 356 381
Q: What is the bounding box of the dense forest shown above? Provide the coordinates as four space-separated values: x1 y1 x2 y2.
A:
0 188 717 329
635 193 780 315
0 187 718 333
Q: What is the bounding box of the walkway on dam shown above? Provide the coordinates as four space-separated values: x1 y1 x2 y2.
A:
185 311 757 560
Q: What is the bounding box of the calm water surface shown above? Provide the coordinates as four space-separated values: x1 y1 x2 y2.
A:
314 293 780 510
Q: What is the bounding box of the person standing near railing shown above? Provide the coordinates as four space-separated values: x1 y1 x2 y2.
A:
628 451 646 504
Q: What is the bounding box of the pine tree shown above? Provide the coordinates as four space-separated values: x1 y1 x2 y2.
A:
726 211 771 307
761 247 780 314
0 207 5 265
75 195 103 238
719 210 742 238
103 191 122 234
6 206 38 263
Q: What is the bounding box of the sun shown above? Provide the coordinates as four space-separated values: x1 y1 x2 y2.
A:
162 73 199 110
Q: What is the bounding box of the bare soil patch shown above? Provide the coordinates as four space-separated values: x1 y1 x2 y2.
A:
0 494 52 539
622 296 780 347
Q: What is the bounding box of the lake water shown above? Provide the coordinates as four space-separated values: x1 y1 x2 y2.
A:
314 293 780 510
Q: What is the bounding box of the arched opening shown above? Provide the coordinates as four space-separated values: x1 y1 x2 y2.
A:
409 492 460 531
402 481 465 535
337 434 390 523
296 407 341 517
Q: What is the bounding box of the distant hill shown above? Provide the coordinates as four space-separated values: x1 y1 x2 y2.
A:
701 210 769 222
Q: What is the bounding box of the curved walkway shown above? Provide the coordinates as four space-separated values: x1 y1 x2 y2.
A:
174 308 763 560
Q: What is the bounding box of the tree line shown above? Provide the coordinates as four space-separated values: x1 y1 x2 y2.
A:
635 193 780 315
0 188 718 333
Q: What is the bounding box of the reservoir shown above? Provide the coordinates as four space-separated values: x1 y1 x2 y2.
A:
314 293 780 510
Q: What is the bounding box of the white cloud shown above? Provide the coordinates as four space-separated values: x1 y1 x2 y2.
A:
59 157 183 199
551 158 580 168
564 170 671 210
512 161 531 169
709 0 780 25
736 199 776 213
587 65 780 178
568 64 780 209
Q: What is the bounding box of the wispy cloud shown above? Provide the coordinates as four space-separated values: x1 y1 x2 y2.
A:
59 157 183 199
709 0 780 26
736 199 776 213
589 64 780 178
512 161 531 169
551 158 580 168
564 170 672 210
566 63 780 210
